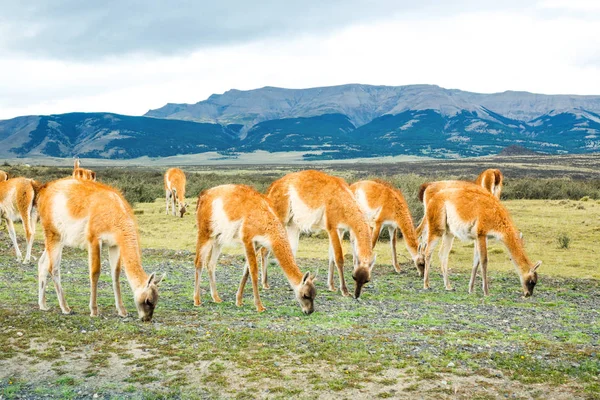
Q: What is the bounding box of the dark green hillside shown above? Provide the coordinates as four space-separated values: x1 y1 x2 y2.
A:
240 113 355 152
10 113 238 158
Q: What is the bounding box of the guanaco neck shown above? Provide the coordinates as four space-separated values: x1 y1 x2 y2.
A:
500 223 533 275
268 235 304 287
392 194 420 257
340 201 373 262
116 223 148 290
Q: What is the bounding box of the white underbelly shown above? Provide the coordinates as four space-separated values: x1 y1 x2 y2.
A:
52 193 89 248
445 203 476 242
288 187 326 232
211 198 243 244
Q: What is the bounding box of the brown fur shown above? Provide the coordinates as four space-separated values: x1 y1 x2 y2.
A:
194 184 316 313
0 177 39 263
350 180 425 274
423 185 541 296
36 178 164 320
0 170 8 182
164 168 188 217
265 170 374 298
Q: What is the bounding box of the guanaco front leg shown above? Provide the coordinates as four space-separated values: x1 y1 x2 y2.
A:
423 236 440 290
370 221 383 250
88 239 102 316
108 245 127 317
388 226 401 273
243 239 265 312
328 228 350 297
468 240 481 294
236 262 250 307
477 235 490 295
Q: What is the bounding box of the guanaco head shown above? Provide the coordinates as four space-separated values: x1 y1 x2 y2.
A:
178 202 189 218
352 256 376 299
135 272 165 321
415 243 426 276
522 261 541 297
295 272 317 315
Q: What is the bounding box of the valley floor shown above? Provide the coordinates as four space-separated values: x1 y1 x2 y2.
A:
0 199 599 399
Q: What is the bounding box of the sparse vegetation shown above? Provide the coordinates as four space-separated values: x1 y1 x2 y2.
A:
557 233 571 249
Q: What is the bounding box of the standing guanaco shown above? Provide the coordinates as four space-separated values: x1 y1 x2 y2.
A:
36 178 164 320
422 185 541 296
0 177 40 263
194 184 316 313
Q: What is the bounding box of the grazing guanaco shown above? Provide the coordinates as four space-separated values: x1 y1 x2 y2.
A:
72 158 96 181
266 170 375 298
0 177 40 263
194 184 316 313
422 185 541 296
164 168 188 218
350 180 425 274
0 170 8 182
36 178 164 320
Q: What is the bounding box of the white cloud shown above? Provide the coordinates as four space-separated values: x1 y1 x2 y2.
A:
0 7 599 120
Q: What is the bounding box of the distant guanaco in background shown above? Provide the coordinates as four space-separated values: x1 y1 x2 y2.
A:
422 185 541 296
0 177 40 263
36 178 164 321
266 170 375 299
164 168 188 218
0 170 8 182
194 184 316 313
351 180 425 274
72 158 96 181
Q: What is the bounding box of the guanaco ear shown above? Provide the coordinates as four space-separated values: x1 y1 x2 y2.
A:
154 273 166 286
147 272 156 288
531 261 542 273
369 255 377 271
519 232 524 240
302 271 310 285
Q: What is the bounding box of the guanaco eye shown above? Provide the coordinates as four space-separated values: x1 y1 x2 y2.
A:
303 294 311 300
145 299 153 306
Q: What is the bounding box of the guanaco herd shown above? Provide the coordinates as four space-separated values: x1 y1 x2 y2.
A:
0 161 542 322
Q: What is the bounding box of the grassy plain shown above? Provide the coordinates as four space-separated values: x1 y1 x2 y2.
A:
0 158 599 399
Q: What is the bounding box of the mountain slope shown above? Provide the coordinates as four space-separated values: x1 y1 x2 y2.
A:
145 84 600 134
0 113 238 159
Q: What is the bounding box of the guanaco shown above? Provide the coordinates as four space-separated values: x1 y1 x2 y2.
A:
475 168 503 199
351 179 425 274
36 178 164 320
422 185 541 296
72 158 96 181
0 177 40 263
0 170 7 182
266 170 375 298
164 168 188 218
194 184 316 313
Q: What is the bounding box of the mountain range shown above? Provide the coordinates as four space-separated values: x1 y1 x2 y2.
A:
2 84 600 160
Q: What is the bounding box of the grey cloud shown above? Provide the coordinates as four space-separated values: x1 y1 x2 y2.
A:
1 0 528 60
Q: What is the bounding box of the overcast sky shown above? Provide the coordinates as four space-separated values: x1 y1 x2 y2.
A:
1 0 599 120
